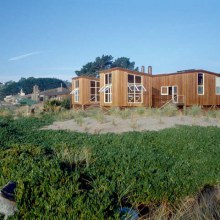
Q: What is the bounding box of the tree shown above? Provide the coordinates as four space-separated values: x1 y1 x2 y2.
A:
112 57 137 70
75 55 113 78
0 78 68 101
75 55 137 78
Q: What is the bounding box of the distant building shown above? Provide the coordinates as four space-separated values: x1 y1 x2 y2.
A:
3 85 71 105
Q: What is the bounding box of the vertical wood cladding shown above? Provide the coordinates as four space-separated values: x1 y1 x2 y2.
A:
152 71 220 107
99 68 152 108
71 76 100 107
72 68 220 109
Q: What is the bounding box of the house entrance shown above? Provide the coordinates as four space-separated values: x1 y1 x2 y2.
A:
168 86 178 103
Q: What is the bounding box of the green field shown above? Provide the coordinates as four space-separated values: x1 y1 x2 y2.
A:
0 114 220 219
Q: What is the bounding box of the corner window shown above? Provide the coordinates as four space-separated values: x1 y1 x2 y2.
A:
216 77 220 95
90 81 100 102
198 73 204 95
70 80 79 102
127 74 146 103
99 73 112 103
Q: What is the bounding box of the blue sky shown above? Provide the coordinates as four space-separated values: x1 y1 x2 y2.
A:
0 0 220 82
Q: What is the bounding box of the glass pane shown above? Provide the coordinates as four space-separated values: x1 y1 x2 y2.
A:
135 94 141 102
109 74 112 84
168 87 172 95
96 88 99 94
198 86 203 94
97 82 100 87
105 74 108 84
128 94 134 102
128 74 134 83
216 87 220 94
135 76 141 84
128 85 135 91
137 85 146 91
105 87 110 93
161 87 168 94
198 73 203 85
90 81 95 87
75 80 79 88
90 95 95 101
105 94 109 102
97 95 100 101
90 88 95 94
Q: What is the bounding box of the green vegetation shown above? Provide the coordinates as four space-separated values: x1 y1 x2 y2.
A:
0 77 68 100
0 108 220 219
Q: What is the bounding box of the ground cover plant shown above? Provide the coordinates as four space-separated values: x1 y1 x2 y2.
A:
0 111 220 219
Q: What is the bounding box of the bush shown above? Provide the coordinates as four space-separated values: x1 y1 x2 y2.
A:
1 116 220 218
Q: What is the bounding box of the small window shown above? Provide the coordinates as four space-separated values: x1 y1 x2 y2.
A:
216 77 220 95
161 86 168 95
75 80 79 88
198 73 204 95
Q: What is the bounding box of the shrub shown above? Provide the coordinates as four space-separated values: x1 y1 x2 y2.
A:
187 105 203 117
161 104 178 117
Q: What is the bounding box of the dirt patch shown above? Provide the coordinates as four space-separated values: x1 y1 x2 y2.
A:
42 115 220 134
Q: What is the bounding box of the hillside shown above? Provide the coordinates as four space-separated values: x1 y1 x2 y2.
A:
0 77 68 100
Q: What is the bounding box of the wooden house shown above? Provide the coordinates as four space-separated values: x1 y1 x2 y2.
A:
152 69 220 107
71 76 100 109
99 67 152 108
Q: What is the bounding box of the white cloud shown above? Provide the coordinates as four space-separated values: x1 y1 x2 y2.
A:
8 51 42 61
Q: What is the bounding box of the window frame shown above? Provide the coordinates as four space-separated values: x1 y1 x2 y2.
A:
90 80 100 102
198 73 204 95
127 74 145 103
216 77 220 95
74 80 79 102
161 86 169 95
103 73 112 103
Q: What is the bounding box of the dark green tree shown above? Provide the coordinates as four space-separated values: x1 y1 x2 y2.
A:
0 77 68 100
112 57 137 70
75 55 138 78
75 55 113 77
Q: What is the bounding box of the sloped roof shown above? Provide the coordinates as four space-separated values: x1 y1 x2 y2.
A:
39 87 70 96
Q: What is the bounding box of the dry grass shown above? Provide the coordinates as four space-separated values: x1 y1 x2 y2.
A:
56 146 92 171
137 185 220 220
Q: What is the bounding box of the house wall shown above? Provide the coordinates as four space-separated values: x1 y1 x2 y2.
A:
152 72 220 107
100 69 152 108
72 77 100 107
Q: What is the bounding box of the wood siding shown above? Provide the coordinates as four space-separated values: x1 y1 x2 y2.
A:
71 77 100 108
100 69 152 108
152 71 220 107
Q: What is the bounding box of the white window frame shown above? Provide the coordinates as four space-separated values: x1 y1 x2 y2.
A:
90 80 100 102
99 73 112 103
161 86 168 95
73 80 79 102
216 77 220 95
127 74 144 103
198 73 204 95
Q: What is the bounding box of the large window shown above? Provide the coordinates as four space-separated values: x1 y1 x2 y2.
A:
70 80 79 102
90 81 100 102
128 74 146 103
216 77 220 95
198 73 204 95
99 73 112 103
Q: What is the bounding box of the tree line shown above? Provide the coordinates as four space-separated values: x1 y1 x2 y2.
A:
0 77 67 100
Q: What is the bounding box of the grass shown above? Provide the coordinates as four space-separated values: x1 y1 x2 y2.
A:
1 107 220 218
